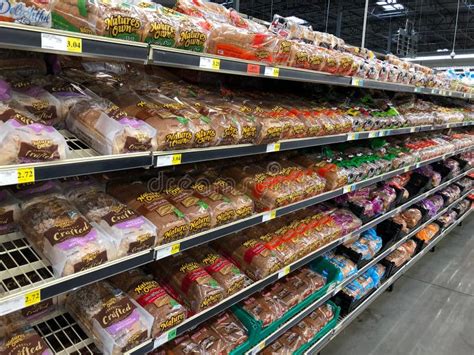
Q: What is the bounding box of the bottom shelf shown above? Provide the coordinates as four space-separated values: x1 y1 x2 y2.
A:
303 207 473 355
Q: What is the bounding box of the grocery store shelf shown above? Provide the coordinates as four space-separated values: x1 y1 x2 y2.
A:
0 23 471 100
0 130 153 187
245 186 473 354
8 178 469 355
128 170 473 355
0 22 149 62
0 147 471 319
304 206 473 355
2 125 471 187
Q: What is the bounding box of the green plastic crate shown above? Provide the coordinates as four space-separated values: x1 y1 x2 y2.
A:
231 261 340 352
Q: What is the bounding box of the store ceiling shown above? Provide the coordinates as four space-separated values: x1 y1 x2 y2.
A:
223 0 474 56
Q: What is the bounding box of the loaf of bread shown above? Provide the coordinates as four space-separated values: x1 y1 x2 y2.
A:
107 181 190 245
153 253 225 313
110 269 187 337
72 188 158 257
66 281 154 355
213 233 281 281
190 246 247 297
0 190 20 235
66 98 157 155
0 1 52 27
20 195 115 276
0 328 53 355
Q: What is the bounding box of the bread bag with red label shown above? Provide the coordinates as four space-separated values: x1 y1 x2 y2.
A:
71 188 157 257
153 253 225 313
213 234 282 280
66 281 153 355
190 246 246 297
19 196 115 276
110 269 187 337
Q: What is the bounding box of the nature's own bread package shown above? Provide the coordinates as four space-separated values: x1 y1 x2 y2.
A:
109 269 188 337
152 253 225 313
66 281 154 355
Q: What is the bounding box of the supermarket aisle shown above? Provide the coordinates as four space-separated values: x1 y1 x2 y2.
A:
324 216 474 355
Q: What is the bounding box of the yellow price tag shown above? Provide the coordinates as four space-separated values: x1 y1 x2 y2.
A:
171 154 182 165
171 244 180 255
17 168 35 184
278 265 291 279
274 142 281 151
24 290 41 307
67 37 82 53
211 58 220 70
262 210 276 222
264 67 279 77
258 342 266 350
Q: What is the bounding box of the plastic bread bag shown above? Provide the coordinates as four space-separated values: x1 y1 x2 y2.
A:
0 327 53 355
152 253 225 313
6 77 62 126
160 334 200 355
101 87 195 151
349 229 382 260
66 281 153 355
265 281 300 311
437 210 458 228
207 22 280 64
186 176 237 227
107 181 190 245
209 312 248 351
19 195 115 277
0 1 52 27
190 246 247 297
72 189 158 257
0 190 20 235
0 117 67 165
455 199 471 215
329 208 363 237
419 195 444 217
416 165 442 187
109 269 187 338
66 98 158 155
205 175 255 220
282 267 326 300
212 233 282 281
415 223 440 243
327 254 358 281
162 184 212 235
400 240 417 256
455 177 473 191
386 245 410 267
439 185 461 205
400 208 423 229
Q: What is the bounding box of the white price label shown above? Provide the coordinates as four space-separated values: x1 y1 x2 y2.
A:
262 210 276 222
410 127 417 133
155 245 172 260
414 87 422 93
199 57 220 70
156 154 182 167
278 266 291 279
351 78 364 87
347 133 359 141
264 67 279 77
368 131 379 138
0 295 25 316
154 329 177 348
343 185 354 194
0 170 18 186
41 33 82 53
266 142 281 152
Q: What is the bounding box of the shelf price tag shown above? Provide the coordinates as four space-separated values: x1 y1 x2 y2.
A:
154 329 177 348
262 210 276 222
343 185 354 194
0 169 18 186
347 133 359 141
351 78 364 87
247 63 260 74
251 341 266 354
24 290 41 307
278 266 291 279
199 57 220 70
17 168 35 184
171 243 180 255
414 87 422 93
155 243 181 260
266 142 281 152
264 67 279 77
368 131 379 138
410 127 417 133
156 154 182 167
41 33 82 53
0 295 26 316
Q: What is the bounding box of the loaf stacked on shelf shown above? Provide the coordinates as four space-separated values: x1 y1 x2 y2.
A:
0 1 472 93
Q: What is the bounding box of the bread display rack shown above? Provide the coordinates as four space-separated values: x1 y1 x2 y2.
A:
0 11 473 355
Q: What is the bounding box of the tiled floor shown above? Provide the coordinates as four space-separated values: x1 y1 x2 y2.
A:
324 216 474 355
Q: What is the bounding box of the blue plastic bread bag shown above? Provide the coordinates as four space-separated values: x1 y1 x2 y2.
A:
349 228 383 260
327 254 358 281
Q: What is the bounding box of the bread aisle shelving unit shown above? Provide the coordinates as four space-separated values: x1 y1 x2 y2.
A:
0 22 473 99
245 188 473 354
1 16 474 355
1 144 472 320
304 205 473 355
16 171 472 355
